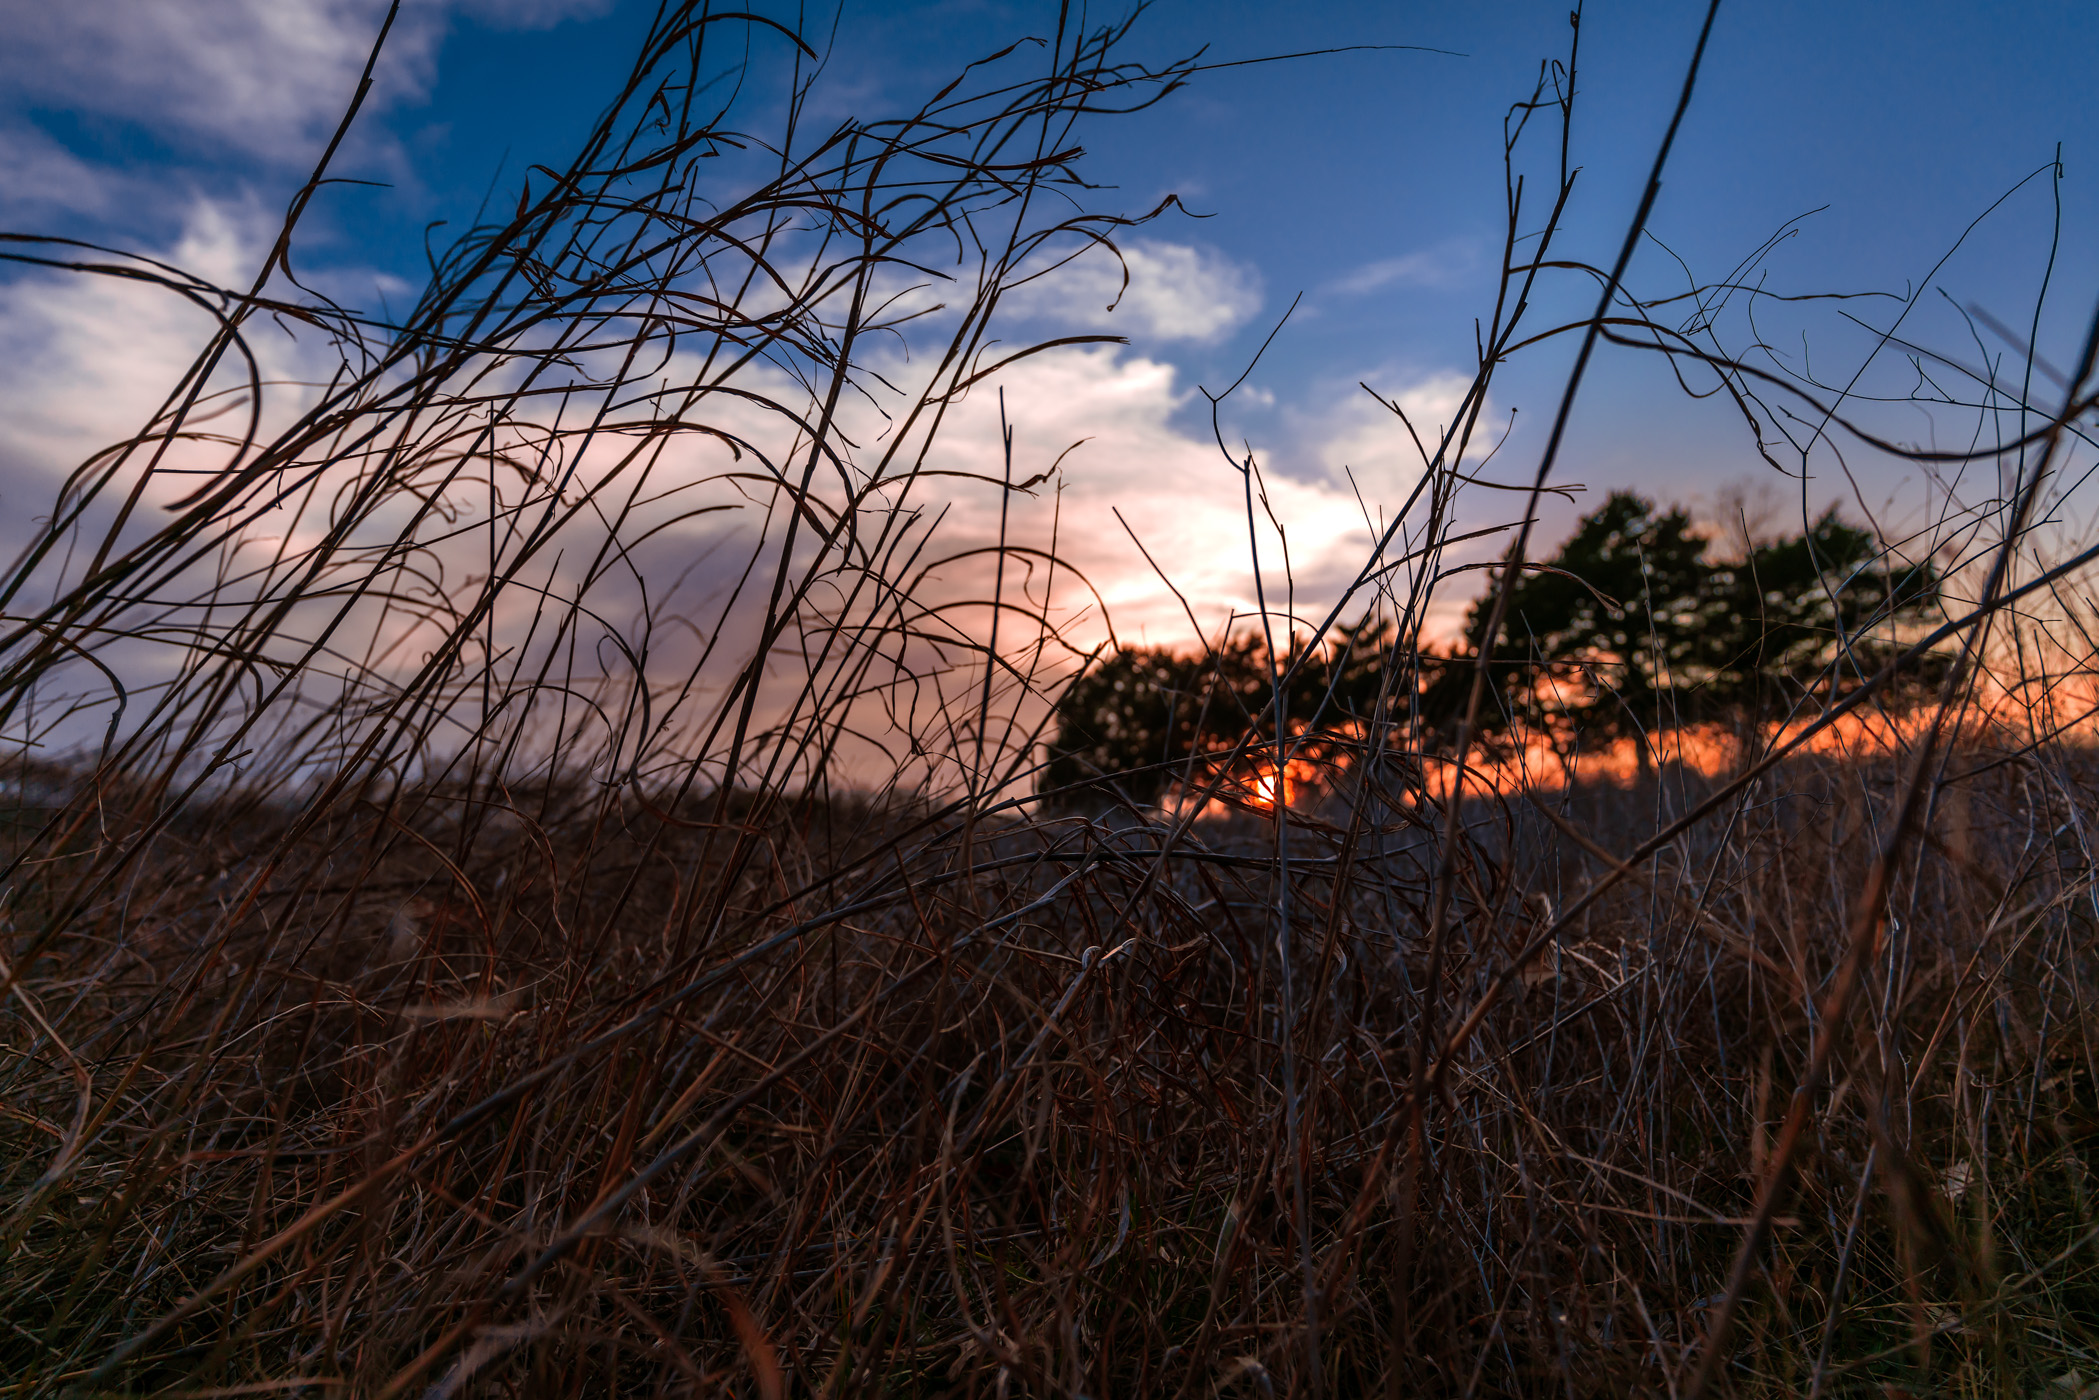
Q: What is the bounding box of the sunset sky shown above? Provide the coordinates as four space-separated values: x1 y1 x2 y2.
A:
3 0 2095 654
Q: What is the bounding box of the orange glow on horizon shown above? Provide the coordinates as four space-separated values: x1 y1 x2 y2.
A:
1157 674 2099 819
1429 677 2099 801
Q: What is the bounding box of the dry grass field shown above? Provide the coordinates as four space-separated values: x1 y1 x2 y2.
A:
4 3 2099 1395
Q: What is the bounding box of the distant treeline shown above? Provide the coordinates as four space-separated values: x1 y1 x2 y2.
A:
1045 492 1943 802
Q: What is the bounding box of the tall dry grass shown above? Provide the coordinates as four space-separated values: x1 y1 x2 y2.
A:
4 2 2099 1396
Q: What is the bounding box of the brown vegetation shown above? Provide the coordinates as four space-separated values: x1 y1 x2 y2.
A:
4 3 2099 1396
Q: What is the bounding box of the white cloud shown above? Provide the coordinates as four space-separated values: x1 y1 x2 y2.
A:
0 201 326 526
908 347 1399 648
1002 238 1262 345
0 197 1489 774
1312 369 1492 504
0 126 130 219
1327 242 1475 296
0 0 611 166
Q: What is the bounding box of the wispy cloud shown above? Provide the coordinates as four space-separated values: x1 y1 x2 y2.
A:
1309 369 1492 503
1002 238 1263 345
0 0 610 167
0 126 130 220
1326 241 1476 297
909 347 1404 647
0 201 325 522
0 214 1366 663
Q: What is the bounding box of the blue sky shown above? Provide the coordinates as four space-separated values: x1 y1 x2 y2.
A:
3 0 2095 647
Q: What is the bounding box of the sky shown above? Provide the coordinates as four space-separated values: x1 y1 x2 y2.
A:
2 0 2095 664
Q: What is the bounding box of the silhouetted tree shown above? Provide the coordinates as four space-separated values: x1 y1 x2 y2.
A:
1441 491 1942 751
1703 508 1945 713
1047 493 1940 798
1042 620 1401 806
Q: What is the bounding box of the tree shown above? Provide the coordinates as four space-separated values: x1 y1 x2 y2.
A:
1702 508 1945 714
1452 493 1723 745
1045 493 1941 800
1042 620 1400 807
1446 491 1941 750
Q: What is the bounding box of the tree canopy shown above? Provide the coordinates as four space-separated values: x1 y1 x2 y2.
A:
1044 492 1941 804
1041 622 1396 806
1450 492 1941 744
